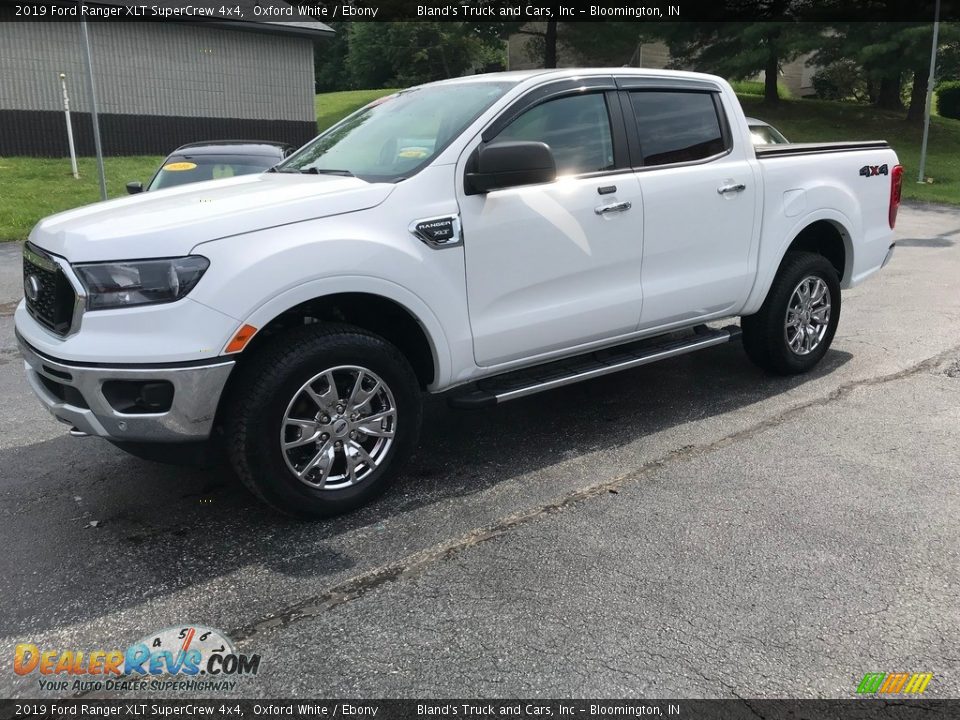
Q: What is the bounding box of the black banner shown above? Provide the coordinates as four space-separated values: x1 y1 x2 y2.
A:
3 0 960 23
2 700 960 720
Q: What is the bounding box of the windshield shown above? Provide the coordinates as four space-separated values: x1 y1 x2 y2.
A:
149 154 278 190
277 81 515 182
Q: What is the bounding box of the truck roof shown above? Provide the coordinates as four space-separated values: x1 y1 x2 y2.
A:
170 141 291 157
425 67 724 86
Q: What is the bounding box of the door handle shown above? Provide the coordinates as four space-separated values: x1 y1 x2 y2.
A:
594 201 632 215
717 183 746 195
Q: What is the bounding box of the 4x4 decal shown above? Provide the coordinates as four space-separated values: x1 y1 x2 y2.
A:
860 164 889 178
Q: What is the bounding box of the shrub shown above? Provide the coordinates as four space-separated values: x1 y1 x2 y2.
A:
811 61 868 102
937 81 960 120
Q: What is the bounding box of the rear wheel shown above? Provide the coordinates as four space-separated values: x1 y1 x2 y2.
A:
742 251 841 375
224 324 422 517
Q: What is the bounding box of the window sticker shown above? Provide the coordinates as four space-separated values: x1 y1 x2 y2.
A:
162 162 197 172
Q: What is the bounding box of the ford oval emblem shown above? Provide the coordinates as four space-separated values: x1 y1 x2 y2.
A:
24 275 40 302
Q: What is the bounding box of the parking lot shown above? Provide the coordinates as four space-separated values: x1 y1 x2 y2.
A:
1 203 959 699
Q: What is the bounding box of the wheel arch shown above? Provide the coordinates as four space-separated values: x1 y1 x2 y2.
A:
783 219 851 284
743 211 855 315
223 278 451 392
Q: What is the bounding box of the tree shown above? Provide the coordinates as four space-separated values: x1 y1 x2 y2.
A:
645 21 820 104
560 22 649 66
514 19 559 68
314 21 349 92
344 22 507 89
513 19 815 103
900 23 959 121
809 22 960 120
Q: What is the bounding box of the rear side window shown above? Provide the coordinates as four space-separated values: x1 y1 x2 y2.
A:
494 93 615 176
629 91 726 167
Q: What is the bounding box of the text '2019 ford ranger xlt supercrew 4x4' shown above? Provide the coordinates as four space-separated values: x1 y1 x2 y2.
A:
16 69 902 517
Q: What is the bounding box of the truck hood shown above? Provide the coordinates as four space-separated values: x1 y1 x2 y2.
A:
28 172 395 262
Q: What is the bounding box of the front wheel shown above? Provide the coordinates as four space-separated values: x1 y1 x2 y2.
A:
741 251 841 375
224 324 422 518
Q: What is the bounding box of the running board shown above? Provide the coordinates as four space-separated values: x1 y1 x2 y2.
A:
449 325 741 408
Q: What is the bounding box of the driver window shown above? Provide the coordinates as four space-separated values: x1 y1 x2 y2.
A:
494 93 615 176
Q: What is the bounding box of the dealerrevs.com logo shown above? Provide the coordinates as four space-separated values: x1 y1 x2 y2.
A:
14 625 260 693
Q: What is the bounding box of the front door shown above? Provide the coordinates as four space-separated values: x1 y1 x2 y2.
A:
458 90 644 367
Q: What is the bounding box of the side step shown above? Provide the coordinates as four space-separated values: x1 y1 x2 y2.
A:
449 324 741 408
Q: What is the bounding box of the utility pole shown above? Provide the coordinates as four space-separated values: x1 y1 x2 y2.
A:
917 0 941 184
80 19 107 201
59 73 79 179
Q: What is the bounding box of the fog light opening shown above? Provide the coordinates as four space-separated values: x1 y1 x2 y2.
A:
102 380 174 414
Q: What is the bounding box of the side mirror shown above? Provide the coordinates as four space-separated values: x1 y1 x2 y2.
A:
126 181 143 195
465 141 556 195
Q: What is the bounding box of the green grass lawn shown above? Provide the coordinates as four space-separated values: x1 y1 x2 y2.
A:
0 88 396 242
0 156 162 242
2 91 957 243
740 96 960 205
315 88 399 132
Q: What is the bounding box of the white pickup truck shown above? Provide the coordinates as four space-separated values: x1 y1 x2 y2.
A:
16 69 902 517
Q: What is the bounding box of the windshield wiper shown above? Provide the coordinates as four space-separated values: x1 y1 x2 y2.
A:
300 167 354 177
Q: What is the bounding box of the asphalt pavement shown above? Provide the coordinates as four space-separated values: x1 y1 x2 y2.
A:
1 203 958 699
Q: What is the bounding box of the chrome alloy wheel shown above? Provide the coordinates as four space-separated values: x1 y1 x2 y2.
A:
784 275 831 356
280 365 397 490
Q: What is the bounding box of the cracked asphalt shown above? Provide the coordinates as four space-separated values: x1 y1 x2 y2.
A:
1 203 958 699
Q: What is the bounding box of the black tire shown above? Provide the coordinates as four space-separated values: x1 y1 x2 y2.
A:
223 323 422 518
741 251 841 375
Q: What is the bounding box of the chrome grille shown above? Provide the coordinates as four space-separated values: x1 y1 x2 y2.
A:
23 242 76 336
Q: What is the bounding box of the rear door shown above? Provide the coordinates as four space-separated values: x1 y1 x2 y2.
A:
618 80 759 329
458 81 646 367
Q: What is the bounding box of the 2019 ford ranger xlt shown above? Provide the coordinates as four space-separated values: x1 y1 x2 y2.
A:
16 69 902 517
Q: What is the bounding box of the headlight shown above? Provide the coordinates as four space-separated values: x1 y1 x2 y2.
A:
74 256 209 310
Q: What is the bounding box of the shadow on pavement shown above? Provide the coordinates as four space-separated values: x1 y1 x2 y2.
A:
0 341 850 636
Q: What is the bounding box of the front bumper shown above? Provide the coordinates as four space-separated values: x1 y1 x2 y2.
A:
17 334 235 442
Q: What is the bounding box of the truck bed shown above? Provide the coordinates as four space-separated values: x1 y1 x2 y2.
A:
755 140 890 158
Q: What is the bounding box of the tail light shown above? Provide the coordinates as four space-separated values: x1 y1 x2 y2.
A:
889 164 903 229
